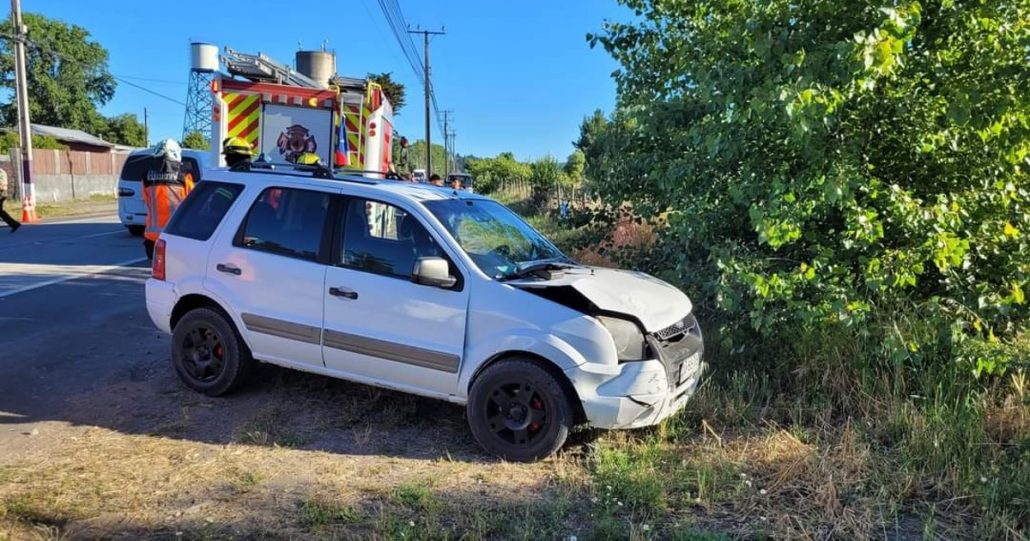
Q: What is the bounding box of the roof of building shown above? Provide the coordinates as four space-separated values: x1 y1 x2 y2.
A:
3 124 114 148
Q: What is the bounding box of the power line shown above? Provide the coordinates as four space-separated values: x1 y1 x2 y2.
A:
373 1 447 137
0 32 187 107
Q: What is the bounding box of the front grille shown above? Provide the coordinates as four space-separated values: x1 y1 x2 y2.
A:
654 314 698 341
649 313 702 390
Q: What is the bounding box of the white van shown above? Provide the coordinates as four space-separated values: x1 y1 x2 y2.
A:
145 166 704 461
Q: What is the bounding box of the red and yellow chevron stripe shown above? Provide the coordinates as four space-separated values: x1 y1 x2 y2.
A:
225 93 261 148
342 103 370 168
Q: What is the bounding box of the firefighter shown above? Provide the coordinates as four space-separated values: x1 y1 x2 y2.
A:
222 136 254 169
142 139 194 259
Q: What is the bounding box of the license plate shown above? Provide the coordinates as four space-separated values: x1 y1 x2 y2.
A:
678 352 701 385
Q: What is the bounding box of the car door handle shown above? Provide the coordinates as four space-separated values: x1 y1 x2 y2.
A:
328 286 358 300
216 263 241 276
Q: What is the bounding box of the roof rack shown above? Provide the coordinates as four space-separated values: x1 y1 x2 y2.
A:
227 160 382 185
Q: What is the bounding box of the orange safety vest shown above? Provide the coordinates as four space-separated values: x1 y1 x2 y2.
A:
143 167 194 242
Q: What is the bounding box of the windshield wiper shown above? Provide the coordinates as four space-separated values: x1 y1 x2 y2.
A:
497 258 578 281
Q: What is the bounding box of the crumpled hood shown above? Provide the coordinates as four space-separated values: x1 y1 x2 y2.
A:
511 267 692 332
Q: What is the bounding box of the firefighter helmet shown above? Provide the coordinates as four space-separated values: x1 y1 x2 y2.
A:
296 152 322 166
222 136 254 156
153 138 182 162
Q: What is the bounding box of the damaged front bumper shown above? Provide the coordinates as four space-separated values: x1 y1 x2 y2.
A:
566 328 705 429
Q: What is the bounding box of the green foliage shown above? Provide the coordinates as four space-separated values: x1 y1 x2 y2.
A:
181 130 210 151
0 132 66 153
466 151 532 193
0 13 116 131
529 155 569 190
97 113 145 147
564 149 586 185
586 0 1029 378
367 71 406 113
407 140 448 177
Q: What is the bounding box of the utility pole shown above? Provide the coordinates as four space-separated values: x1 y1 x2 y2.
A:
143 108 149 147
441 110 453 176
407 27 444 177
10 0 35 221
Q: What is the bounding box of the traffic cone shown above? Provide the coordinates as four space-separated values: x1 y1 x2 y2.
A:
21 198 39 223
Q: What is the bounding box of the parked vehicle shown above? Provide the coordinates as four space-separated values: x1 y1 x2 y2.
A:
117 148 207 236
446 173 473 191
209 67 392 174
145 166 704 461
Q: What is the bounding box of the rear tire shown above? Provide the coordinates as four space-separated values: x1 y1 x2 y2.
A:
171 308 253 396
467 358 575 462
127 225 144 237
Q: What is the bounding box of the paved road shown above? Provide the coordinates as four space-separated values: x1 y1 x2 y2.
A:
0 215 166 457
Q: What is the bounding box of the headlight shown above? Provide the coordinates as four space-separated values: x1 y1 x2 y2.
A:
597 316 646 362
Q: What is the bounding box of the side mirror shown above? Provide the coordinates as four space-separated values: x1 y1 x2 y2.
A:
412 257 457 289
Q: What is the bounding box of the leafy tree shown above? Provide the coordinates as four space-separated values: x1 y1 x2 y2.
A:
368 72 406 114
181 130 210 151
98 113 146 147
563 149 586 185
0 13 116 130
0 132 65 153
407 140 447 176
588 0 1028 376
466 152 531 193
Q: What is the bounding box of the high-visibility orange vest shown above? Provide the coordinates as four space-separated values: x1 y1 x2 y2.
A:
143 164 194 242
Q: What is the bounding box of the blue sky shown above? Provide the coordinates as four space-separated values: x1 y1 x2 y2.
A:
4 1 630 161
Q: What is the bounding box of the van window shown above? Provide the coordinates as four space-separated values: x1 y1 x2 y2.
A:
237 188 330 262
164 181 244 241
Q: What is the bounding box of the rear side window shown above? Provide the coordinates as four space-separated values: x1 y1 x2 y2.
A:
164 181 244 241
121 156 202 182
236 187 330 262
119 155 151 182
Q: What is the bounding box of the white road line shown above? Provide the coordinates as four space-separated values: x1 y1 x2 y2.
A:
77 230 126 239
0 257 148 299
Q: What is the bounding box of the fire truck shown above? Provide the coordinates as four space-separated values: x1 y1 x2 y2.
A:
209 48 393 174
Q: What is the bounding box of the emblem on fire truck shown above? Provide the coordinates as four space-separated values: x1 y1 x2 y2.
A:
276 124 317 163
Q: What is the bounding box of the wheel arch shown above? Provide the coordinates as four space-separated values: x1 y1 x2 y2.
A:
171 293 233 331
468 350 587 425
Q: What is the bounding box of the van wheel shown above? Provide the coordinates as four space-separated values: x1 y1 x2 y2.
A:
467 358 574 462
171 308 252 396
126 225 144 237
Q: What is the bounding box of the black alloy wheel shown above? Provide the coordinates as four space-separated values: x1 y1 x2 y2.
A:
467 358 575 462
171 308 253 396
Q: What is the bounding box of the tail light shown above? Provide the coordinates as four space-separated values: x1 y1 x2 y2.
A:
152 239 166 281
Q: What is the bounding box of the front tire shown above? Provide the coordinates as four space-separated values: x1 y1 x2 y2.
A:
171 308 253 396
467 358 575 462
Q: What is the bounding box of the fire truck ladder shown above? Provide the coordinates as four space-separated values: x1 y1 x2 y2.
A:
221 47 322 88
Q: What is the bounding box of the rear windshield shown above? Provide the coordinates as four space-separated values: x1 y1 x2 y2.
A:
120 155 201 182
164 181 244 241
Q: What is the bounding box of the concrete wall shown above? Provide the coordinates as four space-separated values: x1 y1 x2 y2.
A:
2 149 130 202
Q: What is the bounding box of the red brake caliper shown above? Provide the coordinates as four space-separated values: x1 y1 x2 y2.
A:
529 398 544 432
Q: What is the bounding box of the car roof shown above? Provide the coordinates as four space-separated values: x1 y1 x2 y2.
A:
205 167 490 205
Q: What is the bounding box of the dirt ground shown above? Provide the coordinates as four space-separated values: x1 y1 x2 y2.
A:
0 357 596 540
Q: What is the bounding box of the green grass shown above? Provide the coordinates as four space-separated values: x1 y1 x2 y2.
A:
298 498 362 530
